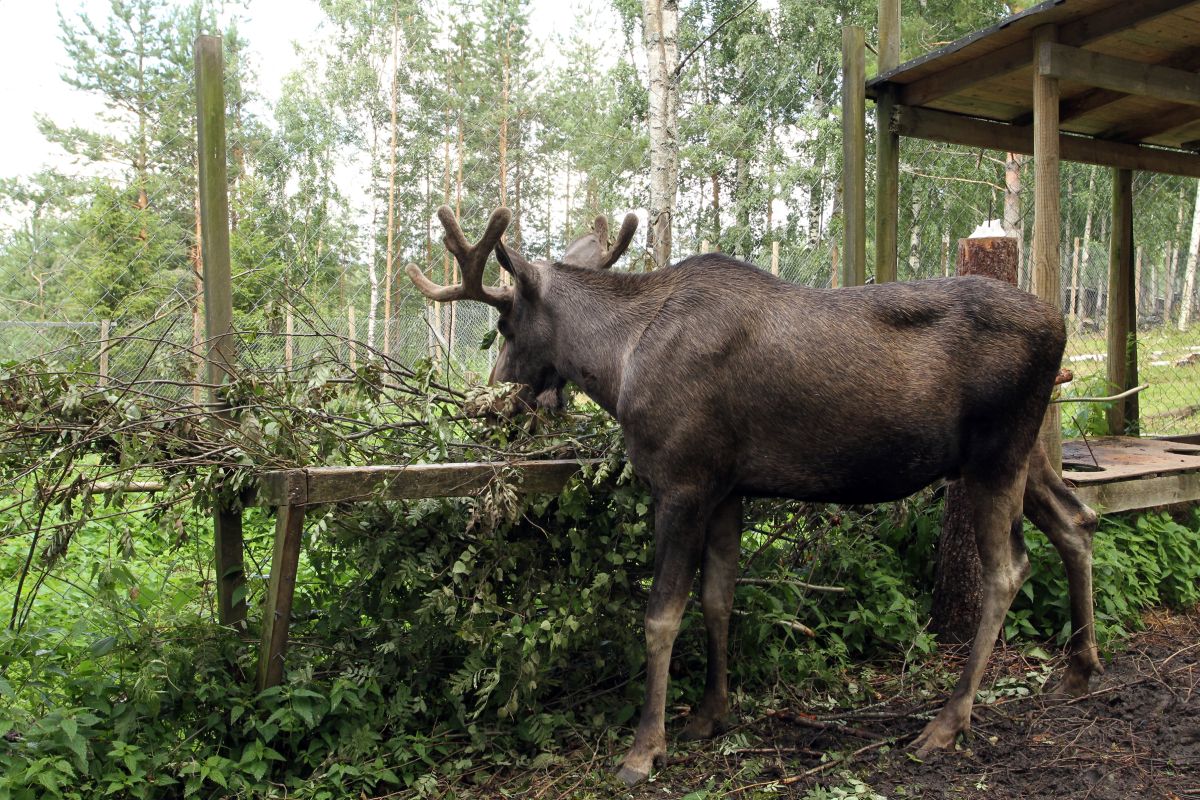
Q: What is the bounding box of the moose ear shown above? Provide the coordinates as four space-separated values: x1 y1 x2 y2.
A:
495 241 543 298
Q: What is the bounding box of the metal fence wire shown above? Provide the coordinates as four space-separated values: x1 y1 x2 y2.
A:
1 2 1198 436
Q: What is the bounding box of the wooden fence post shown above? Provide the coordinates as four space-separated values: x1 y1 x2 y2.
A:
98 320 110 386
842 25 867 288
931 236 1019 643
195 34 246 629
874 0 900 285
1107 167 1139 435
285 309 294 373
771 240 780 277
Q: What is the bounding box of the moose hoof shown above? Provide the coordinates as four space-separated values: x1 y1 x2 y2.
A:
679 713 729 742
911 721 962 759
616 765 649 786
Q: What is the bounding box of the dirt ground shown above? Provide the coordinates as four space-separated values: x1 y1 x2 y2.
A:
507 607 1200 799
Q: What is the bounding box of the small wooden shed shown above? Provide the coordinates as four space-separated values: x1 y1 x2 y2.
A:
842 0 1200 508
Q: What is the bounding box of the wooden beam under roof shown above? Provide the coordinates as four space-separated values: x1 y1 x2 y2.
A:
1012 45 1200 126
1101 104 1200 144
890 0 1193 108
891 105 1200 177
1038 43 1200 108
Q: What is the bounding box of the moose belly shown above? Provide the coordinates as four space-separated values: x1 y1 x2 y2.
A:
733 423 958 505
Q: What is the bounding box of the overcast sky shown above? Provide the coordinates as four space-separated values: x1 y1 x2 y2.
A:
0 0 616 184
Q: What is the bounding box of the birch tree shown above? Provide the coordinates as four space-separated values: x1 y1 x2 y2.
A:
644 0 679 270
1180 182 1200 330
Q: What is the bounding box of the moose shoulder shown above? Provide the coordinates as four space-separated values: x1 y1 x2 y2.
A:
406 207 1101 787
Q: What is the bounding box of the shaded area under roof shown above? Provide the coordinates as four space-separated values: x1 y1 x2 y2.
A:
867 0 1200 177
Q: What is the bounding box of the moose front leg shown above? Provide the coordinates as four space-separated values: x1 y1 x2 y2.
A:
617 493 709 786
680 495 742 742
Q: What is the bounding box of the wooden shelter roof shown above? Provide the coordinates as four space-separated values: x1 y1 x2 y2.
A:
867 0 1200 177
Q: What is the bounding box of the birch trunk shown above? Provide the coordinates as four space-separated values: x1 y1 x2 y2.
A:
1179 183 1200 330
1003 152 1026 286
645 0 679 270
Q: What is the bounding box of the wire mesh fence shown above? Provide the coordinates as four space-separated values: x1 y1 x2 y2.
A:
2 1 1199 437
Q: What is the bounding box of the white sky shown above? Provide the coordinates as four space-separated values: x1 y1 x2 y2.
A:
0 0 615 183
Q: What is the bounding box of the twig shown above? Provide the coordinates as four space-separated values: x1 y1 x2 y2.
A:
737 577 846 593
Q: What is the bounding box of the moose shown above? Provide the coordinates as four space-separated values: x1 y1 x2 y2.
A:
406 207 1102 786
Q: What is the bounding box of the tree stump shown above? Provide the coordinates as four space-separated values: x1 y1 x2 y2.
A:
930 236 1018 643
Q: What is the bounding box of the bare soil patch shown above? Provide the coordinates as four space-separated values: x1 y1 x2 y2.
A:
504 608 1200 799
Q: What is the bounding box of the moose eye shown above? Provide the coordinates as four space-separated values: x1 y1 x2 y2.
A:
497 319 513 339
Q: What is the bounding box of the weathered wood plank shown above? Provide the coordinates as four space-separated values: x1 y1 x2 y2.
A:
257 459 601 506
1062 437 1200 482
892 105 1200 178
875 86 899 284
1073 471 1200 514
257 470 308 506
256 503 306 691
1039 42 1200 108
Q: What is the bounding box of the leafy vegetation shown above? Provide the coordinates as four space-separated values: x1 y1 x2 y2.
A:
2 354 1198 797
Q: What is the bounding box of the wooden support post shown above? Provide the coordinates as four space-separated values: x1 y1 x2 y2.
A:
196 35 246 628
933 236 1019 643
842 25 867 288
256 503 306 691
285 310 294 373
98 320 110 386
874 0 900 284
1032 24 1063 472
1107 167 1139 435
700 239 710 254
771 240 780 277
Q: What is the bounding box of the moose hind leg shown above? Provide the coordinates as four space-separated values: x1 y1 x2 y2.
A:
617 493 708 786
914 469 1030 756
680 495 742 742
1022 441 1103 696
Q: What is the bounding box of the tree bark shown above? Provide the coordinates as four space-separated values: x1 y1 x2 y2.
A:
644 0 679 270
1179 183 1200 330
931 236 1019 643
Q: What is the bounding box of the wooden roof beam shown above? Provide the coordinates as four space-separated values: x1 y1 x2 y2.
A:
1012 45 1200 125
891 105 1200 178
1038 42 1200 107
1101 104 1200 144
895 0 1192 108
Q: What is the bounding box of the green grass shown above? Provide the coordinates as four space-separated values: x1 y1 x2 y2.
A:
1063 324 1200 436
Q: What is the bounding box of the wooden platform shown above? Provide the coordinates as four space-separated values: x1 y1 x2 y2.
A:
1063 436 1200 512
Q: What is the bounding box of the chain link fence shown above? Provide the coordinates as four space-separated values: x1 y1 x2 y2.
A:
2 2 1198 436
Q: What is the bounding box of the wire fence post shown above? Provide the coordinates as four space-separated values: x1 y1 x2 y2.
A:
98 319 110 385
285 309 294 373
196 33 247 630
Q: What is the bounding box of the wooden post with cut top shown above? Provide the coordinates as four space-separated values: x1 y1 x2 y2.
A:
931 236 1019 642
195 34 246 629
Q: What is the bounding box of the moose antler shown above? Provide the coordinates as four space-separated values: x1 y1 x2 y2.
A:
560 213 639 270
405 206 513 310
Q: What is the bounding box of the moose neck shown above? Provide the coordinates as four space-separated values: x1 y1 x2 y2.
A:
544 267 662 415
